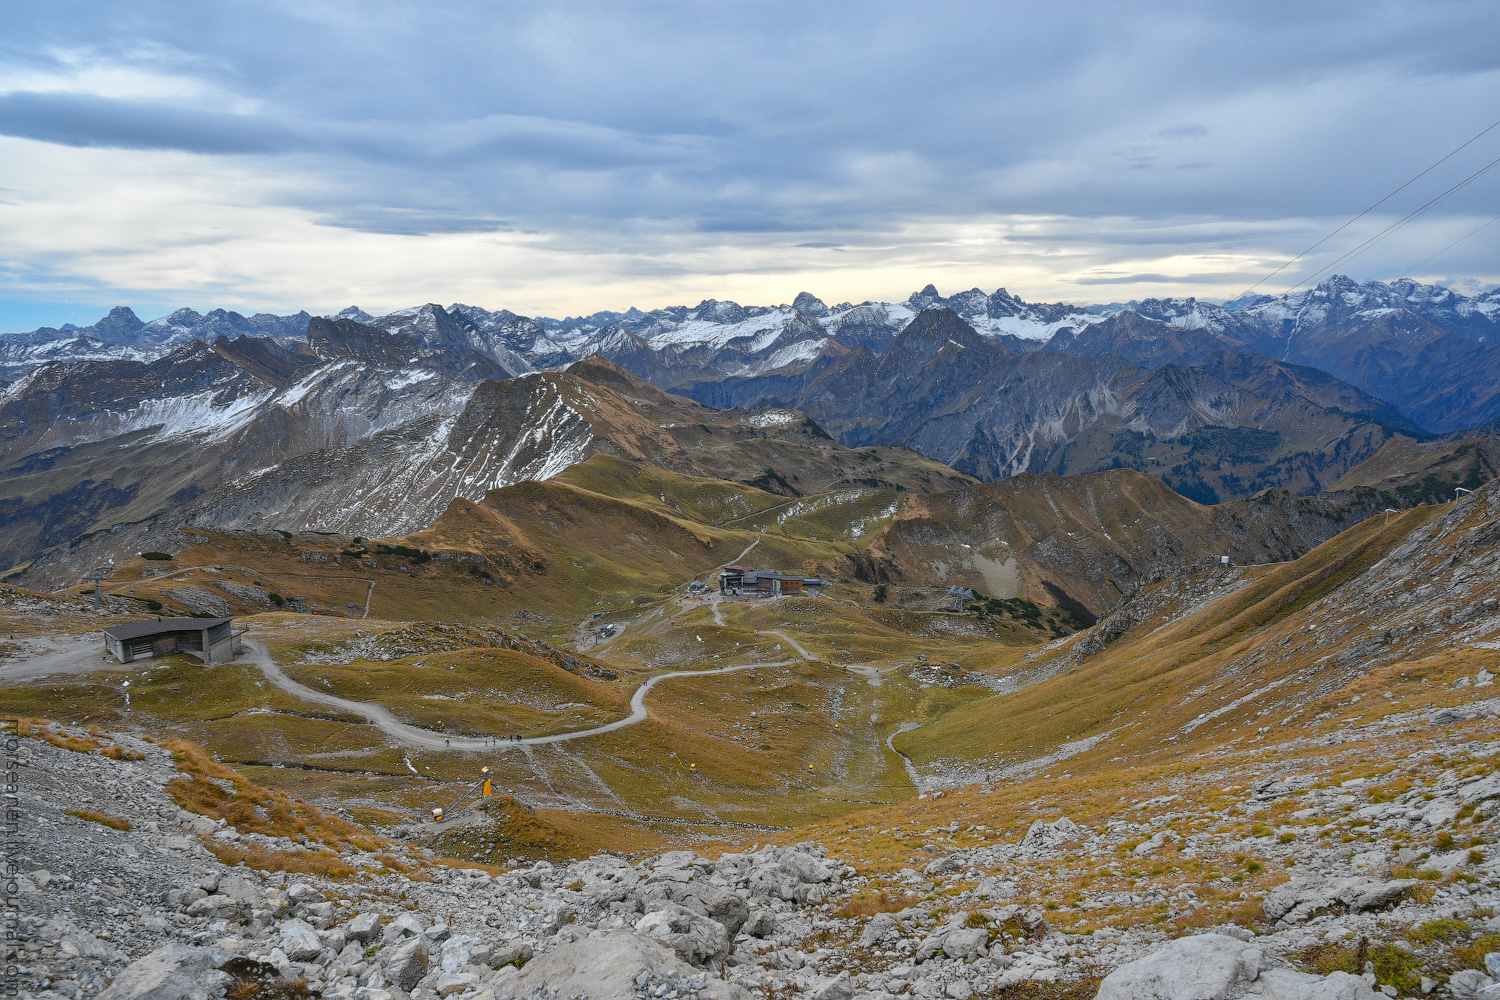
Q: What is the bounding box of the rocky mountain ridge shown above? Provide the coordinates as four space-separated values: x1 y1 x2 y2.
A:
7 277 1498 433
690 309 1426 502
0 316 519 570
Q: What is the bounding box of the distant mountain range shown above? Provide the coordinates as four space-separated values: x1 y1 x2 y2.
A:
5 276 1498 431
3 275 1498 573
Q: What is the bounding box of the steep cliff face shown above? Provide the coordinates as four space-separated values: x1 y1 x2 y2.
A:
697 309 1412 503
0 320 518 569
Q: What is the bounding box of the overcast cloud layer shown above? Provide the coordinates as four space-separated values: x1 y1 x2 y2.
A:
1 0 1498 328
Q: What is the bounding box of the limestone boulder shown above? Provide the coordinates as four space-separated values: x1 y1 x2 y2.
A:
97 943 231 1000
508 929 749 1000
635 904 732 965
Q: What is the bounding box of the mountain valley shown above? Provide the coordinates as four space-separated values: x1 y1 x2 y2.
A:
2 278 1499 1000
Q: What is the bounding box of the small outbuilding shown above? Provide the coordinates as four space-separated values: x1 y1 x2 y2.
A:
102 617 244 665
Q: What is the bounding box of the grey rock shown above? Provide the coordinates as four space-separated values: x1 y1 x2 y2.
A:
1096 934 1382 999
435 971 478 996
490 939 534 968
437 934 476 973
279 918 323 961
345 911 382 942
1255 969 1384 999
1450 969 1498 1000
811 971 854 1000
1095 933 1264 999
1020 816 1083 850
859 912 901 948
1262 877 1419 924
635 905 732 965
383 935 430 992
639 878 749 938
509 930 749 1000
319 927 347 954
742 908 776 938
384 911 430 941
61 930 114 960
923 855 963 877
185 894 249 921
286 882 324 904
939 927 989 961
96 943 231 1000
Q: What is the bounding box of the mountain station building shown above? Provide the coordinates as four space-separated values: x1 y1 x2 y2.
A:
719 566 829 598
102 617 244 665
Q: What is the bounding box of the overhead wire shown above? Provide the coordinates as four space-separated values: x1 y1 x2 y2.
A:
1235 115 1500 300
1284 150 1500 295
1397 213 1500 279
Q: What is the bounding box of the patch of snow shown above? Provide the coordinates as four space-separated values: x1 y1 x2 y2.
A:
383 369 438 391
742 409 803 429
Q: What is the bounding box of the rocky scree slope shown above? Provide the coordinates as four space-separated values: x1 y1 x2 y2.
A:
15 720 1499 1000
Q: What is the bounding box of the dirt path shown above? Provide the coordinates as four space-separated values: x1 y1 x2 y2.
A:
726 537 761 565
244 638 799 752
758 629 813 660
886 721 927 791
714 501 800 528
0 634 129 684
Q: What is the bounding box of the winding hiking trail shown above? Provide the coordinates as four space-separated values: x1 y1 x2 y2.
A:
887 721 927 791
758 629 813 660
244 638 798 752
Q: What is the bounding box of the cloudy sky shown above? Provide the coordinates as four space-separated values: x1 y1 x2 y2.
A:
1 0 1498 329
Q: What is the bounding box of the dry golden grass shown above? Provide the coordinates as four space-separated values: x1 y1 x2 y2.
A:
65 809 132 831
282 644 630 738
203 840 358 880
164 739 383 853
836 890 921 918
19 719 101 753
435 794 674 864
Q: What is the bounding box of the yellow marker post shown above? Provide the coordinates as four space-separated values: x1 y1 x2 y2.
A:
482 779 492 798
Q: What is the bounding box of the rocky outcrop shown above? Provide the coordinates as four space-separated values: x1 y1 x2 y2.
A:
96 944 231 1000
1095 933 1382 999
1261 876 1420 925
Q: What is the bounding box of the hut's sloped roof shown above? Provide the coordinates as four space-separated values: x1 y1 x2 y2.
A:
102 618 230 641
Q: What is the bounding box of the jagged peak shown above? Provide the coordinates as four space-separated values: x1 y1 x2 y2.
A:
792 291 828 317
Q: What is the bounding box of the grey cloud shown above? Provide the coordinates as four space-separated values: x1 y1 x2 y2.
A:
0 0 1498 295
1069 272 1239 285
0 91 298 153
1156 124 1209 140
